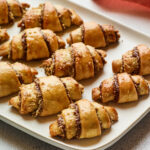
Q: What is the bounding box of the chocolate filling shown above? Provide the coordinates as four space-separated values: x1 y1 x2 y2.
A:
59 79 72 103
22 32 27 60
99 25 107 46
71 103 81 138
132 47 140 74
113 74 119 102
40 30 51 56
57 115 66 138
33 78 43 117
71 46 76 78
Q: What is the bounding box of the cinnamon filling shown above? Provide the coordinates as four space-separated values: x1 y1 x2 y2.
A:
71 103 81 138
59 79 72 103
57 115 66 138
33 78 43 117
132 47 140 74
22 32 27 60
113 75 119 101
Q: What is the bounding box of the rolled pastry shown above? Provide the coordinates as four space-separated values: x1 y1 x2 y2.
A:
18 2 83 32
50 99 118 139
0 61 37 97
67 22 120 48
0 28 65 61
0 29 9 43
9 76 84 116
112 44 150 76
0 0 30 25
42 42 106 81
92 72 149 103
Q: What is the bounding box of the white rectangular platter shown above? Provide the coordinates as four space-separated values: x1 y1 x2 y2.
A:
0 0 150 150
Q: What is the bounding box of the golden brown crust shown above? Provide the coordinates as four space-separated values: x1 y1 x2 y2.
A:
0 28 65 61
73 43 94 80
25 28 49 61
138 44 150 75
0 61 37 98
0 0 29 25
67 22 120 48
18 2 83 32
0 62 20 97
112 44 150 76
43 2 62 32
42 42 106 81
92 73 149 103
0 0 9 24
9 76 84 116
83 22 106 48
117 73 138 103
0 29 9 43
50 99 118 139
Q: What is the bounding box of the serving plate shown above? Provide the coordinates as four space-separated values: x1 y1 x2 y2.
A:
0 0 150 150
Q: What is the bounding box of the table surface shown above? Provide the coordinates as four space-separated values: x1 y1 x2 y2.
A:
1 0 150 150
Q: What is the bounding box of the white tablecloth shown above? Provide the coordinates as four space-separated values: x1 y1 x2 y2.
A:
1 0 150 149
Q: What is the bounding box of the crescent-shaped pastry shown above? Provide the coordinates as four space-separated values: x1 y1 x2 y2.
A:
0 29 9 43
18 2 83 32
112 44 150 76
50 99 118 139
9 76 84 116
0 0 29 25
67 22 120 48
0 61 37 97
92 73 149 103
0 28 65 61
42 42 106 81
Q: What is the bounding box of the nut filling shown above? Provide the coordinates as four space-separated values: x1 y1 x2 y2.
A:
71 103 81 138
33 78 43 117
81 24 85 43
99 82 103 102
71 46 76 78
22 32 27 60
99 25 107 46
40 30 51 56
132 47 140 74
57 115 66 138
113 74 119 102
59 79 72 103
